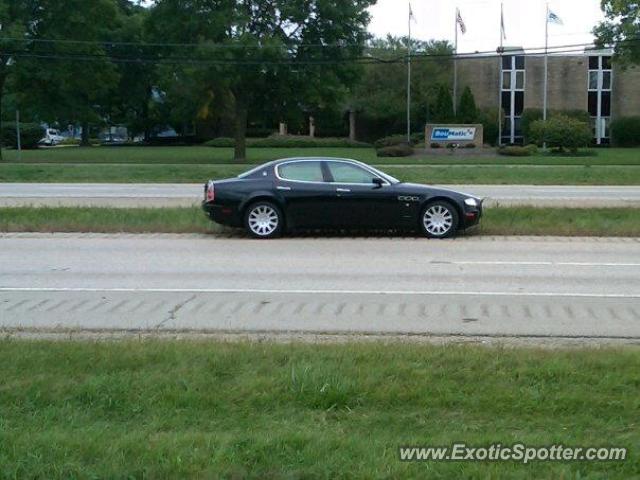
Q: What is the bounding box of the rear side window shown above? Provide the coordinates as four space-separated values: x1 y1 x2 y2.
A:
278 161 324 182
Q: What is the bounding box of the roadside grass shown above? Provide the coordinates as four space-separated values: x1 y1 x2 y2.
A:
2 163 640 185
3 146 640 166
1 206 639 237
0 340 637 479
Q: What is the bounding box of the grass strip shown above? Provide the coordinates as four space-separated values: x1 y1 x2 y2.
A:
4 146 640 166
0 340 637 478
2 163 639 185
1 206 639 237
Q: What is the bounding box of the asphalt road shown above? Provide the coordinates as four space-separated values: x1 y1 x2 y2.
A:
1 234 639 339
2 183 640 208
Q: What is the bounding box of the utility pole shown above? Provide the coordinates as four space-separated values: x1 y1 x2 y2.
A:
407 3 413 144
16 110 21 162
454 8 459 117
543 2 549 149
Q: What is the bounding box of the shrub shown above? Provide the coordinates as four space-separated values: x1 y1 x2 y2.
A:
611 117 640 147
374 135 409 149
457 86 478 123
376 144 414 157
529 115 592 153
1 123 44 149
498 146 533 157
204 135 371 148
464 143 477 149
476 108 501 147
522 109 591 144
430 143 442 149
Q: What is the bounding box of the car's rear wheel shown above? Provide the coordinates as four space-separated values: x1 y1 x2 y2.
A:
244 201 283 239
420 201 459 239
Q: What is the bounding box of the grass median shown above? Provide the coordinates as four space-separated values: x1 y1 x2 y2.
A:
1 206 639 237
2 163 640 185
0 340 637 478
3 146 640 166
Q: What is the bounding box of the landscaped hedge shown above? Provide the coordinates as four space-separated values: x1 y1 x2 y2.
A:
1 123 44 149
611 117 640 147
205 136 371 148
376 144 414 157
498 144 538 157
374 134 424 149
529 115 592 153
522 109 591 144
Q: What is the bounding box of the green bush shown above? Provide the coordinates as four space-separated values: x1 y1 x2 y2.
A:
1 123 44 149
376 144 414 157
529 115 592 153
457 86 478 123
476 108 501 147
498 146 533 157
522 109 591 144
611 117 640 147
374 135 410 149
205 136 371 148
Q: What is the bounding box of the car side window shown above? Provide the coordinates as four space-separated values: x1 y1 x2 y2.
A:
327 162 377 184
278 161 324 182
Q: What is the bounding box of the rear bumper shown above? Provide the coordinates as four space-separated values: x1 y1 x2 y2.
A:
202 202 242 228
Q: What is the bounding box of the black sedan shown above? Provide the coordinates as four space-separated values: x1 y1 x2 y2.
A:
202 158 482 239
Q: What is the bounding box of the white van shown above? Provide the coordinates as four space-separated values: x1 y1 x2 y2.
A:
39 128 66 146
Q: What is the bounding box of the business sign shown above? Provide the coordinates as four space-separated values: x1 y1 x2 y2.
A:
431 127 477 142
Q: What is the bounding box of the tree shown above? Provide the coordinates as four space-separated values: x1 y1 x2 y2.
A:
594 2 640 64
431 84 454 124
457 86 477 124
0 0 32 158
13 0 121 146
149 0 375 161
349 36 454 139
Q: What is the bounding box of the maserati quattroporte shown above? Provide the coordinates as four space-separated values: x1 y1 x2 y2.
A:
202 158 482 239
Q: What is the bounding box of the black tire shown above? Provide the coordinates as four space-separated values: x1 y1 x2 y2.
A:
419 200 460 239
244 201 284 239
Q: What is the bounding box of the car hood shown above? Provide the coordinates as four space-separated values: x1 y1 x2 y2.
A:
395 183 481 202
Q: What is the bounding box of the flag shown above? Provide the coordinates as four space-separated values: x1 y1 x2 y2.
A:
500 4 507 40
409 2 417 23
457 9 467 34
548 10 563 25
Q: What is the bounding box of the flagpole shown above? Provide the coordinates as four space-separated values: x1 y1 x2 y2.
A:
543 2 549 149
498 2 504 147
454 7 458 117
407 3 412 144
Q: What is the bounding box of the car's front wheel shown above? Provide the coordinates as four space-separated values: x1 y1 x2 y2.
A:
244 201 284 239
420 201 459 239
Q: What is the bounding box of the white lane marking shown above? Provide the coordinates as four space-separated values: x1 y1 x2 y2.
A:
0 287 638 299
435 261 640 267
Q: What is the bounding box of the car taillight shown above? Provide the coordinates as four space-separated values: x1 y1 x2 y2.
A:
206 182 215 202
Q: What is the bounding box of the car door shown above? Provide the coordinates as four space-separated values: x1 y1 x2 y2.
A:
324 161 401 228
275 160 335 229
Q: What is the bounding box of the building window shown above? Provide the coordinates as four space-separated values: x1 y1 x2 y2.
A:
588 55 612 145
501 55 525 145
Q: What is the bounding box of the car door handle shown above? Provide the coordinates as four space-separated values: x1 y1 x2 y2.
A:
277 186 292 191
336 188 351 193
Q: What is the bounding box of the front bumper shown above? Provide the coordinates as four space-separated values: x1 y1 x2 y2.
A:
462 200 483 229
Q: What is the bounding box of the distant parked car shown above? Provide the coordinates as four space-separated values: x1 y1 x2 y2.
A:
39 128 65 146
202 157 483 239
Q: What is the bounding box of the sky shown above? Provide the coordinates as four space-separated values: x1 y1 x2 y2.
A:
368 0 606 54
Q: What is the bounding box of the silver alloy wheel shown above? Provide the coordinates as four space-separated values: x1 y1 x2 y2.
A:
248 205 279 237
423 205 454 236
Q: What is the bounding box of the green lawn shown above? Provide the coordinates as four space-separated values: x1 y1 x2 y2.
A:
2 163 639 185
2 206 639 237
0 340 637 479
3 145 640 166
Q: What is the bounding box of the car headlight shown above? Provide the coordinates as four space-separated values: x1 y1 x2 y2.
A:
464 198 478 207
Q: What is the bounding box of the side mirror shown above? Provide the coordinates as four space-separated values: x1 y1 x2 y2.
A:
372 177 384 188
